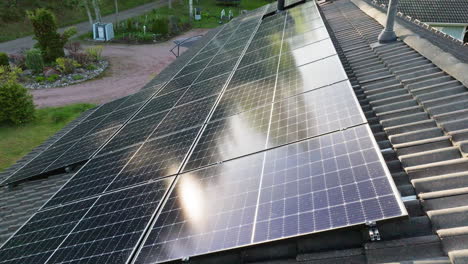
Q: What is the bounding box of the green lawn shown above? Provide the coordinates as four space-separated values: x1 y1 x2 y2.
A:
0 0 156 43
0 103 95 172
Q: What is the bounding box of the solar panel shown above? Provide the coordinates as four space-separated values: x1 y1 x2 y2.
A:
84 97 128 120
43 145 142 208
107 126 201 191
229 56 279 88
45 179 173 264
176 73 229 106
212 75 276 120
184 104 271 172
99 110 169 154
0 198 96 263
177 57 212 77
149 95 217 139
279 38 337 69
283 26 329 50
133 88 188 120
134 125 406 263
196 57 238 81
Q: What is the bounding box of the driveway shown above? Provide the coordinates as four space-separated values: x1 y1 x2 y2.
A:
32 29 209 108
0 1 166 54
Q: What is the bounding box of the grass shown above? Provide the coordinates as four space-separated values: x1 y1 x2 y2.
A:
0 103 96 172
0 0 156 43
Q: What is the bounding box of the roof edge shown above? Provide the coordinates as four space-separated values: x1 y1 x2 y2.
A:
351 0 468 88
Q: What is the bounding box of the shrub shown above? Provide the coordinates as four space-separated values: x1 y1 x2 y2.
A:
0 81 35 125
0 53 9 68
64 42 82 53
69 51 91 66
8 54 26 69
35 76 45 82
56 57 79 74
46 74 59 82
27 8 77 62
25 49 44 73
85 46 104 62
168 16 181 35
151 18 169 36
86 64 97 71
72 74 84 80
0 66 22 84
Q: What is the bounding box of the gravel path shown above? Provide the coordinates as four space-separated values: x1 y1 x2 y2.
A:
0 1 166 53
32 29 209 108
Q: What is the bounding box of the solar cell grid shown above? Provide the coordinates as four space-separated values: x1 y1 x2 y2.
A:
134 153 265 264
239 43 282 68
254 125 404 242
212 46 244 63
84 97 128 120
275 55 348 100
268 81 366 148
99 110 169 154
166 69 202 90
117 89 157 109
196 57 238 82
45 127 119 172
51 115 107 146
247 36 282 53
43 145 142 209
283 26 329 50
177 73 229 106
178 57 212 77
45 179 173 264
212 75 276 120
221 35 251 52
0 199 96 264
229 56 279 88
108 127 201 191
150 95 217 139
285 18 324 38
279 38 336 70
133 88 188 120
3 141 77 184
184 104 271 172
86 103 143 135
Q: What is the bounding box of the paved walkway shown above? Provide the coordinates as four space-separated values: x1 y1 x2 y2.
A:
32 29 209 108
0 1 165 54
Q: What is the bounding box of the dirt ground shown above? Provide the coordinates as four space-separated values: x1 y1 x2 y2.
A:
32 28 209 108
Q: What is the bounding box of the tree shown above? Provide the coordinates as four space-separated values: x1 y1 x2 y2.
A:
189 0 193 19
168 0 172 9
82 0 94 27
27 8 77 62
92 0 102 22
114 0 119 25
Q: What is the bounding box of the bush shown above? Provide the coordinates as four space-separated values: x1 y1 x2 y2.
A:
46 74 59 82
8 54 26 70
151 18 169 36
0 53 9 68
27 8 77 62
69 51 91 66
35 76 45 83
0 66 22 84
0 81 35 125
85 46 104 62
25 49 44 74
86 64 97 71
168 16 181 35
64 42 82 53
56 57 79 74
72 74 84 80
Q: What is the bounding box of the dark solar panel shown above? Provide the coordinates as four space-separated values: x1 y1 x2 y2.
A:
0 199 96 263
84 97 128 120
43 145 142 208
117 88 158 109
133 88 188 120
196 57 238 82
229 56 279 88
177 57 212 77
212 75 276 120
176 73 229 106
282 26 329 50
239 43 282 68
51 115 107 146
268 81 366 148
133 153 265 264
184 105 271 172
86 103 143 135
107 127 201 191
163 70 202 92
45 179 173 264
254 125 404 242
149 95 217 139
99 110 169 154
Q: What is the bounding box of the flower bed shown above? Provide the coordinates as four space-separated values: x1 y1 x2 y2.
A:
21 60 108 89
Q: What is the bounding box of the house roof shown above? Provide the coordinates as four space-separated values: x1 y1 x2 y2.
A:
1 0 468 263
375 0 468 24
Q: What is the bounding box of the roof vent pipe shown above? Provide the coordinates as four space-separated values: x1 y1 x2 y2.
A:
277 0 285 12
378 0 399 43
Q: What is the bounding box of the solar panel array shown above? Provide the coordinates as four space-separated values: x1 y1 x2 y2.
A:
0 2 407 264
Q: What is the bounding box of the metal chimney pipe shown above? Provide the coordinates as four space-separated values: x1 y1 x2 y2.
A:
278 0 285 11
378 0 399 43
